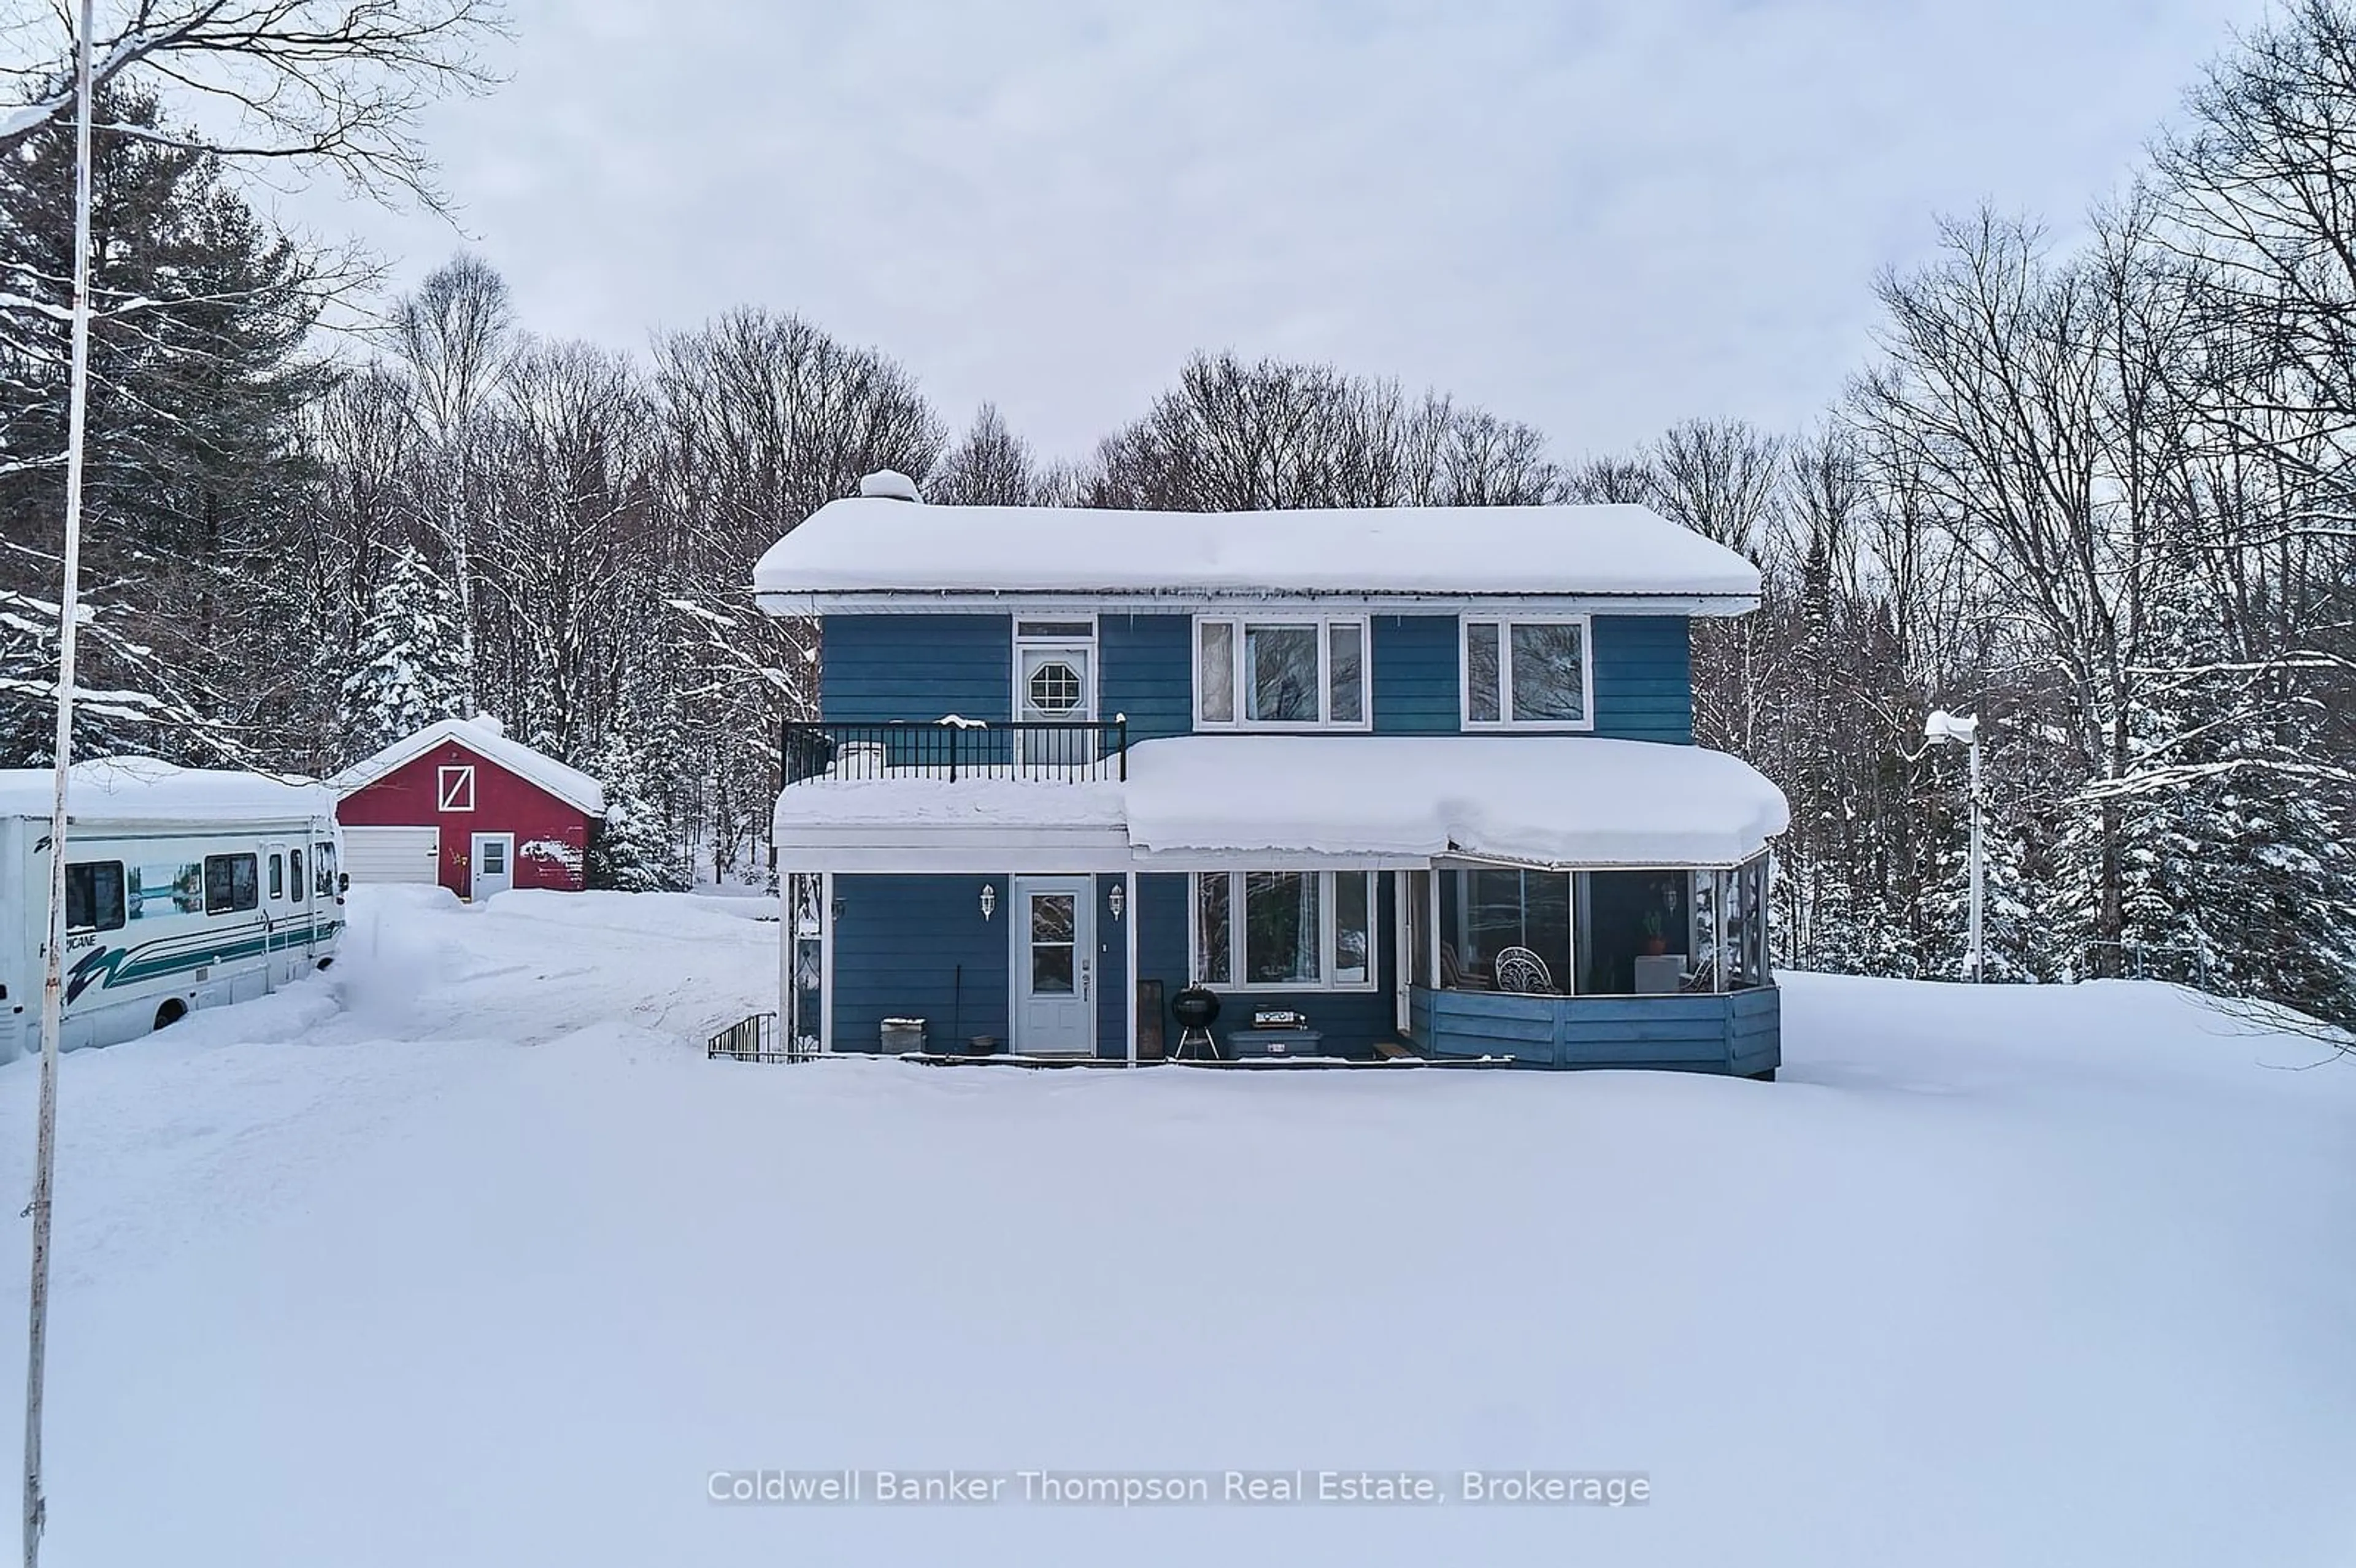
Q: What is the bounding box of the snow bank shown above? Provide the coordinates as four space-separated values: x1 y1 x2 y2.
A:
0 757 335 823
6 896 2351 1568
752 498 1761 605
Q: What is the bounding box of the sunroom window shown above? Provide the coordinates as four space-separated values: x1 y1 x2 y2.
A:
1427 853 1771 996
1190 870 1377 990
1195 616 1369 728
1463 616 1591 729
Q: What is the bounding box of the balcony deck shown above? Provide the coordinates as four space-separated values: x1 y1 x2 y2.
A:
782 719 1129 786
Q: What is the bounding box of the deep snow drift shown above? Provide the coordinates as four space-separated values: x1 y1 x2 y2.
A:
4 888 2352 1566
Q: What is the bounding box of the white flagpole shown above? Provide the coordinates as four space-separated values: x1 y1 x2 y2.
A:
24 2 97 1562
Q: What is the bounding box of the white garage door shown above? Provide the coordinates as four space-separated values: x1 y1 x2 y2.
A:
342 826 441 885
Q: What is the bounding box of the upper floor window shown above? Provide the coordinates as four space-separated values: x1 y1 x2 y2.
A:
1463 615 1592 730
1196 615 1367 729
437 764 476 812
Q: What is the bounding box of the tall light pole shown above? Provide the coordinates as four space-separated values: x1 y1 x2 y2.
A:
1925 710 1982 983
25 4 96 1563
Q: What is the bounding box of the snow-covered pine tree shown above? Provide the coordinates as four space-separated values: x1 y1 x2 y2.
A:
582 732 682 892
337 546 464 757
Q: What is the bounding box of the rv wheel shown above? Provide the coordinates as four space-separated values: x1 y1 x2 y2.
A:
153 999 188 1032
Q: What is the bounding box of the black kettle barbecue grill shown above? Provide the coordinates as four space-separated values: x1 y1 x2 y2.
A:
1170 986 1222 1061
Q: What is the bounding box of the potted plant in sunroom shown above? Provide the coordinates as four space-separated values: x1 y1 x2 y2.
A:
1641 909 1670 956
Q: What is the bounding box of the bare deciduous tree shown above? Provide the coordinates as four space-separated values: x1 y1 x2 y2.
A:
0 0 508 209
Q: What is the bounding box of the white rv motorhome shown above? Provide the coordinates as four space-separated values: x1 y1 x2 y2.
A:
0 759 345 1063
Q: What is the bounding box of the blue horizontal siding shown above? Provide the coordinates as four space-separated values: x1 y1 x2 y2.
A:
1365 613 1693 740
1095 873 1128 1059
1372 615 1458 734
823 610 1696 750
1591 616 1693 744
1417 983 1777 1072
830 874 1009 1053
821 614 1011 724
1101 614 1191 742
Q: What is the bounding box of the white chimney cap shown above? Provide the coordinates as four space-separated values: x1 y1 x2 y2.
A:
858 469 922 502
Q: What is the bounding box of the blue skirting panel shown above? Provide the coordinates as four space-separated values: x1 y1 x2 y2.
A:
1411 984 1779 1074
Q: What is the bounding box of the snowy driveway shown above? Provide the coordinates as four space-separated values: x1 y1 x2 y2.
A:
4 888 2353 1566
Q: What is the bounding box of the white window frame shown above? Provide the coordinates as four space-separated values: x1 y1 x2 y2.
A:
1011 618 1098 722
1188 870 1380 993
1193 614 1371 731
1460 613 1596 732
437 764 477 812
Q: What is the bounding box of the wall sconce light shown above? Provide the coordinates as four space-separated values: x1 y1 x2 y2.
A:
1107 883 1125 922
831 898 845 924
979 883 997 922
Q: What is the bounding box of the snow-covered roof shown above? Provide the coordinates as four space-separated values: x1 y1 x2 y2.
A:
0 758 337 824
772 736 1788 869
751 499 1761 612
1125 736 1787 867
329 718 607 818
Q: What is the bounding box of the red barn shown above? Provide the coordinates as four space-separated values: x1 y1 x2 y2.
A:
331 717 607 899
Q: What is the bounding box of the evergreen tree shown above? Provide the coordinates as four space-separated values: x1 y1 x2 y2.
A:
337 547 463 756
0 86 323 763
582 733 682 893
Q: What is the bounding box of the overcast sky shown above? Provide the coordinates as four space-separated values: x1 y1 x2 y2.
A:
283 0 2271 466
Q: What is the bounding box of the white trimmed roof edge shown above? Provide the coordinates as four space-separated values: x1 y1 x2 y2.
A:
329 718 609 817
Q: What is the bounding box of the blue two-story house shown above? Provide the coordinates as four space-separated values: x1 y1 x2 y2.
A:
751 472 1790 1074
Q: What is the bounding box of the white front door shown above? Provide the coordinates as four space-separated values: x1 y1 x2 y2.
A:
470 832 515 901
1012 876 1094 1055
1016 643 1094 772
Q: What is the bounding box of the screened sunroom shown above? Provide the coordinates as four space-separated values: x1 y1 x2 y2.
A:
1420 856 1771 999
1399 853 1779 1075
1125 733 1789 1074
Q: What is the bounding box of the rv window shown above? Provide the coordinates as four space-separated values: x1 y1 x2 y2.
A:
204 853 260 915
65 862 126 932
269 854 285 899
290 849 306 901
131 863 204 919
314 842 339 897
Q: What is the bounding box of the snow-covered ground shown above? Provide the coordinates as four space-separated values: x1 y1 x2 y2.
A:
4 888 2352 1566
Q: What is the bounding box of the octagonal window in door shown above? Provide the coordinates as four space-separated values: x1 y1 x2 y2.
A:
1026 659 1083 715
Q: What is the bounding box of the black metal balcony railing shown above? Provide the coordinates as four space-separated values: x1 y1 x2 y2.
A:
780 718 1130 787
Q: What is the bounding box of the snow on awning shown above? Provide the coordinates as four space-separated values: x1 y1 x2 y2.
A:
752 499 1760 612
1122 736 1788 868
771 737 1788 870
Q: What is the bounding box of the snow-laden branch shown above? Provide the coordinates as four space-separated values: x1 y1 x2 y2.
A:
2076 754 2356 801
